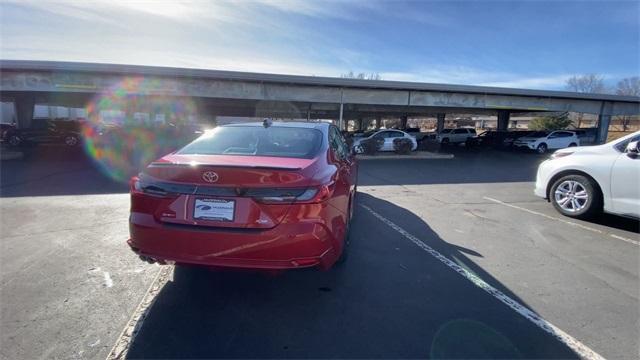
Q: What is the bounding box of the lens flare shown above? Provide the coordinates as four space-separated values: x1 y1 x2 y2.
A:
82 77 200 182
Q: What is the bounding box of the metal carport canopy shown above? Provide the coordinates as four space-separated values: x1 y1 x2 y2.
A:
0 60 639 116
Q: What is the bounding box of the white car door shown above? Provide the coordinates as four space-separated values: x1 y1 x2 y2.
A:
558 131 575 148
546 132 561 149
386 131 404 150
370 131 387 151
375 131 393 151
610 139 640 217
452 129 466 143
383 131 395 151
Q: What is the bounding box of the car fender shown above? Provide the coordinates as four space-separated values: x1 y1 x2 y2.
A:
542 155 614 211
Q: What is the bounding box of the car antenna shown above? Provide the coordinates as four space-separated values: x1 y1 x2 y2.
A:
263 118 273 128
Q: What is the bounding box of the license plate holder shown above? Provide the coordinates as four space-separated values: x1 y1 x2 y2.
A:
194 198 235 222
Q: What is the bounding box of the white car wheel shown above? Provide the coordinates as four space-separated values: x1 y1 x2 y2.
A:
64 135 79 146
536 143 547 154
550 174 601 219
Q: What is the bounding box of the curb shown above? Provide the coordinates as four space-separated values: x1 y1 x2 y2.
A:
356 151 454 160
106 265 173 360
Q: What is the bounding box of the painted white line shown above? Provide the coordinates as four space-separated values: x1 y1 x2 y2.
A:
483 196 639 246
360 203 605 360
106 266 173 360
609 233 639 245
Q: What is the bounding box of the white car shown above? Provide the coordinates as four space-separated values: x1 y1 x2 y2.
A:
534 131 640 219
513 130 580 153
352 129 417 153
436 128 476 145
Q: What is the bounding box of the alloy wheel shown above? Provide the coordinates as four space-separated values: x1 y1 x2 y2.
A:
554 180 589 213
8 135 20 146
65 136 78 146
537 144 547 154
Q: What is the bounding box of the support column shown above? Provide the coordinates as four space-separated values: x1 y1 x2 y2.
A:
363 118 372 131
400 115 408 130
338 102 344 130
375 117 381 129
596 102 613 144
436 113 445 132
14 96 36 129
497 110 510 131
357 118 363 131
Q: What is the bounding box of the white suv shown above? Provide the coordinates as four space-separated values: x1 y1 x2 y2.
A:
535 131 640 219
513 130 579 153
437 128 476 145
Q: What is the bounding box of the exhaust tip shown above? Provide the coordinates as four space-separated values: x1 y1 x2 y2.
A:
139 255 157 264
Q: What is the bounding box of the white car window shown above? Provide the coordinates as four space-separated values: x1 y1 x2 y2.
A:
373 131 387 139
615 134 640 152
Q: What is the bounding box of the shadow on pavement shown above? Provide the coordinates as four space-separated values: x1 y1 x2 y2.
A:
126 192 580 359
0 146 128 197
591 212 640 233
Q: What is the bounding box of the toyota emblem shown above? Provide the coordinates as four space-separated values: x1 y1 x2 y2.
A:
202 171 219 183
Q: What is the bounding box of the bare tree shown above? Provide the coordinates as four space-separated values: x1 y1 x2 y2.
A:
565 74 607 94
616 76 640 96
565 74 607 128
615 76 640 131
341 71 381 80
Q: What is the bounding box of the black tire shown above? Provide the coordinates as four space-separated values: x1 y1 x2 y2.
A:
7 135 21 147
441 138 450 146
569 143 577 147
536 143 547 154
550 174 602 219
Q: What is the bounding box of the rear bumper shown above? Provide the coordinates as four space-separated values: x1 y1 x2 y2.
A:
128 212 340 270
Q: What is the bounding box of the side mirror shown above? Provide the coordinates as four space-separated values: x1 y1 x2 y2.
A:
625 141 639 159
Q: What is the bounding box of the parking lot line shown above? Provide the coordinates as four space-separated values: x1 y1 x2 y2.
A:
483 196 639 246
359 203 605 360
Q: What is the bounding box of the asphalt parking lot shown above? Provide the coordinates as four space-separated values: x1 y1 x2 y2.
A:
1 147 638 359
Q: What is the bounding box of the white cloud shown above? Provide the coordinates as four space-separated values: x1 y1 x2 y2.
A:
252 0 355 19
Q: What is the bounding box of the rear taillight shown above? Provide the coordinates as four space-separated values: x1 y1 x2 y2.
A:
249 182 335 204
130 174 335 204
129 175 178 198
130 176 142 193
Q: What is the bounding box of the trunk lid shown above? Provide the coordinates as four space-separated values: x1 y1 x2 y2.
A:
140 154 318 229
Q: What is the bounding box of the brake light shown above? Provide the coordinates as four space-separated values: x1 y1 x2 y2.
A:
249 182 335 204
130 176 142 193
129 175 175 198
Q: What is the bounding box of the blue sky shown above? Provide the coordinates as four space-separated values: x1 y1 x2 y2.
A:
1 0 638 90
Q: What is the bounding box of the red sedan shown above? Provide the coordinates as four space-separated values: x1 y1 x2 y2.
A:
128 122 357 270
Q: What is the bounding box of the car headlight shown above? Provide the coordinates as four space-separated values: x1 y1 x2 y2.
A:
549 151 573 160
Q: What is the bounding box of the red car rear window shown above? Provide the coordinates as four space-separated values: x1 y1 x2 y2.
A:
177 126 323 159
